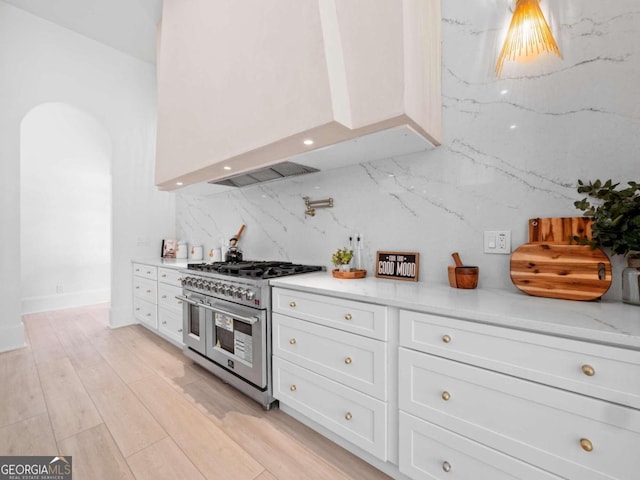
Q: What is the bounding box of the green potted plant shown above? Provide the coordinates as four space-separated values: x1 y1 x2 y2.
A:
331 248 354 272
574 179 640 304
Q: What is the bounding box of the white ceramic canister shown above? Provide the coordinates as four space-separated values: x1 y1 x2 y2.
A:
176 240 188 259
189 244 203 261
207 247 222 263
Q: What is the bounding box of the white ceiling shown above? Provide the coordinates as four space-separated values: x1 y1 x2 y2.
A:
4 0 163 64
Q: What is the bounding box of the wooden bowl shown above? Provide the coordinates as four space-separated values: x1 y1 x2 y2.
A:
455 266 479 289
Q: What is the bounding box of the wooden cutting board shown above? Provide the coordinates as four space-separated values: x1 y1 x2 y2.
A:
528 217 593 244
510 244 611 301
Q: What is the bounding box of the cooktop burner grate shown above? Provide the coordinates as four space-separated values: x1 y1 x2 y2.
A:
187 261 324 279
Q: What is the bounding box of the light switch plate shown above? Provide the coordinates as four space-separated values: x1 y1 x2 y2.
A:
484 230 511 254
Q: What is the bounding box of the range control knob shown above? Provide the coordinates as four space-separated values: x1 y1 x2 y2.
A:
230 286 238 297
213 283 221 293
222 284 230 294
245 289 255 300
237 288 246 299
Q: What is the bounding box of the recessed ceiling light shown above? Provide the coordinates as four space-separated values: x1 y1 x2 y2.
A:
223 166 232 171
176 181 183 186
303 139 314 146
500 89 509 95
510 124 517 130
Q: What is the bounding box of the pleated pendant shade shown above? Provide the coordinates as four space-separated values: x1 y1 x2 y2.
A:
496 0 562 76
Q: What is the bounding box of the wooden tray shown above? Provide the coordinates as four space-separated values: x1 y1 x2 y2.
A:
332 269 367 279
510 244 611 301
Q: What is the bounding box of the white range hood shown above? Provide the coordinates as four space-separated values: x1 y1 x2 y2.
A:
156 0 442 192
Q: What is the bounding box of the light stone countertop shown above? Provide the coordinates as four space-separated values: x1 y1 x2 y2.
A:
132 258 191 269
270 272 640 350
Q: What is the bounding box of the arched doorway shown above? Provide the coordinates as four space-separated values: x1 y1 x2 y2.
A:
20 103 112 313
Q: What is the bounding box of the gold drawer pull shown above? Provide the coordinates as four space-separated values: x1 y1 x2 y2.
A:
135 307 140 311
177 300 183 305
442 334 451 343
146 313 151 317
162 321 167 325
441 391 451 401
580 438 593 452
442 461 452 473
162 273 167 278
135 268 140 272
289 301 297 308
344 357 353 365
146 289 151 293
290 385 297 392
147 271 152 275
581 364 595 376
344 412 352 421
178 328 183 333
135 286 140 289
162 295 167 299
177 277 182 281
344 313 352 320
289 338 297 345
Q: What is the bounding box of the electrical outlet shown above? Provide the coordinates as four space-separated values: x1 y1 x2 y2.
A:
484 230 511 254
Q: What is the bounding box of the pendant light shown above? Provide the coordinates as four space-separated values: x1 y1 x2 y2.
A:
496 0 562 76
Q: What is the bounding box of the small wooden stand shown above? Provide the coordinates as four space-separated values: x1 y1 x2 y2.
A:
332 269 367 279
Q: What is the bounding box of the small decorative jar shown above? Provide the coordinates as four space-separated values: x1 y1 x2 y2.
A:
622 256 640 305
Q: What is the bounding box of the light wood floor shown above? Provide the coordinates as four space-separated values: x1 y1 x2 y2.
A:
0 304 391 480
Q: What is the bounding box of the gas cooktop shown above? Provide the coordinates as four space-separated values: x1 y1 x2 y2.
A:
187 261 324 279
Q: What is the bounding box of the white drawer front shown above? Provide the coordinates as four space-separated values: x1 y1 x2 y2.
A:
399 309 640 409
272 287 387 340
134 297 157 329
158 267 184 287
399 412 562 480
273 313 387 401
133 263 157 280
399 348 640 480
158 283 183 313
159 307 183 345
133 276 157 303
273 357 387 460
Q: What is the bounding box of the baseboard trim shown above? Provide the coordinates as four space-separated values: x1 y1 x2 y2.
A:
22 289 110 314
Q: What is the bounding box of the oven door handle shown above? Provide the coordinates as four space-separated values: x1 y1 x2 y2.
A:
175 295 200 306
202 305 259 325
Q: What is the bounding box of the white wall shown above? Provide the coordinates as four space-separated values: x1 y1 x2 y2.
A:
0 2 175 351
21 103 111 313
176 0 639 301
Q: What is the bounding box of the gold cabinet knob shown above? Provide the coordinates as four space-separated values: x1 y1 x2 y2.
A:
146 289 151 293
289 301 297 308
162 321 167 325
580 438 593 452
290 385 297 392
344 412 352 421
178 329 183 333
344 313 352 320
442 334 452 343
146 313 151 317
135 286 140 289
147 271 152 275
162 273 167 278
441 391 451 401
177 300 183 305
162 295 167 299
289 338 297 345
442 461 452 473
344 357 353 365
135 307 140 311
581 364 595 376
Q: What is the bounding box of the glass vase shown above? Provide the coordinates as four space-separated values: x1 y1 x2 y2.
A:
622 256 640 305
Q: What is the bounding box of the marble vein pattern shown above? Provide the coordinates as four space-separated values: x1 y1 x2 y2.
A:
176 0 639 299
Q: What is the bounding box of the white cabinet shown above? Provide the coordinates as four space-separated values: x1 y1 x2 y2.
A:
132 262 184 347
272 287 389 460
133 265 157 329
155 0 441 190
398 309 640 480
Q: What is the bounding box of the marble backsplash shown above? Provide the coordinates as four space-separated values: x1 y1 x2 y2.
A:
176 0 639 300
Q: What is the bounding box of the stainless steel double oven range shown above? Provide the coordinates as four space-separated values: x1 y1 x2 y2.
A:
178 261 323 409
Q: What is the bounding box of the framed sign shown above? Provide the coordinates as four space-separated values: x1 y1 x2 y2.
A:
375 251 419 282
